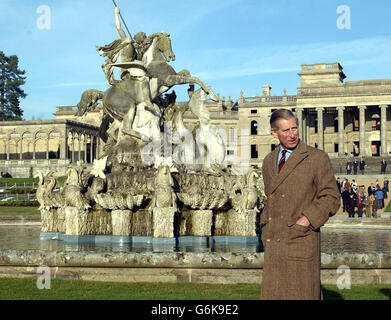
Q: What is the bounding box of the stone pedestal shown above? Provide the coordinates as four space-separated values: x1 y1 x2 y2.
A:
111 210 131 236
131 209 153 236
214 209 258 236
191 210 213 237
231 209 258 236
153 208 177 238
40 208 67 233
40 209 59 233
65 207 90 235
179 209 213 236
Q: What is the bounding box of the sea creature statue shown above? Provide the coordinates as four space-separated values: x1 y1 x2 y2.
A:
149 165 177 210
62 167 91 210
35 171 48 210
232 168 260 213
35 171 64 210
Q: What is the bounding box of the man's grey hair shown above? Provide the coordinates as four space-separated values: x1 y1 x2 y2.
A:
270 109 299 130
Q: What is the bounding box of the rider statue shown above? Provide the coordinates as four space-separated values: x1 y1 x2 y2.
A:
96 6 147 85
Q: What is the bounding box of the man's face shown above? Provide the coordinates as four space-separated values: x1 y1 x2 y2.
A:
271 116 299 150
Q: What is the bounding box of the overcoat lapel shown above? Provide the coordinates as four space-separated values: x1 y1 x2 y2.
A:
270 141 309 194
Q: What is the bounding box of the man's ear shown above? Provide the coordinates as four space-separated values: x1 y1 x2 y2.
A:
271 128 278 139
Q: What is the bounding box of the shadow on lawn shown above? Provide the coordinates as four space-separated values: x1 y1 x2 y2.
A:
322 287 344 300
379 288 391 300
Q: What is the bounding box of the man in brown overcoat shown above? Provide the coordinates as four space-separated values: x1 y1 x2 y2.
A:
260 109 340 300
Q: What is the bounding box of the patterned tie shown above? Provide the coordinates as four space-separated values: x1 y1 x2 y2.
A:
278 150 287 173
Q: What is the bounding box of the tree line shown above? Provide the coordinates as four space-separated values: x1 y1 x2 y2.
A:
0 51 26 121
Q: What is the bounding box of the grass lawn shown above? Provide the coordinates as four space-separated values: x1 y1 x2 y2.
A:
0 176 67 186
0 206 40 216
0 278 390 300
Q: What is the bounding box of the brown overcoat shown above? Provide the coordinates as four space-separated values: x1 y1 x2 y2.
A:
260 141 340 300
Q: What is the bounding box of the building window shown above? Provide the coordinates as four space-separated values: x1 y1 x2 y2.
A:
334 118 338 133
372 115 380 131
334 143 339 153
229 128 236 144
227 150 234 155
251 145 258 159
251 109 258 114
251 121 258 135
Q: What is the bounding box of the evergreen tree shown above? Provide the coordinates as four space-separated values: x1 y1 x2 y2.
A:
0 51 27 121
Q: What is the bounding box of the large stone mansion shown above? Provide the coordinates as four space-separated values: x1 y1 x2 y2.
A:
1 62 391 177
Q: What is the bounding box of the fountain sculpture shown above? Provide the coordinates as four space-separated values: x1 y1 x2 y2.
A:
37 5 266 247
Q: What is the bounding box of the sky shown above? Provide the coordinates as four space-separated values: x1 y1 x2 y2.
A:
1 0 391 120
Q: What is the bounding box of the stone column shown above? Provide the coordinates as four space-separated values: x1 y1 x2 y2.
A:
317 107 324 150
306 114 310 145
33 138 36 160
46 134 49 160
6 138 9 161
88 136 92 162
84 135 88 163
77 135 81 162
19 138 23 160
71 134 75 163
358 105 367 156
59 133 67 160
380 105 388 156
91 136 96 161
96 135 100 160
337 106 345 156
296 108 303 141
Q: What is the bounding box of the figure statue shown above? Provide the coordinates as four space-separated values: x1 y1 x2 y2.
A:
188 88 226 169
149 165 177 210
96 6 136 85
62 167 91 210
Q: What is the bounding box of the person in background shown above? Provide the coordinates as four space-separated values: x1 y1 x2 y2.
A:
346 160 352 175
336 177 342 193
383 178 389 206
351 179 357 195
342 188 354 217
381 159 387 175
368 183 375 196
344 179 351 193
366 192 375 218
359 157 366 175
353 159 358 175
356 189 365 218
374 187 384 213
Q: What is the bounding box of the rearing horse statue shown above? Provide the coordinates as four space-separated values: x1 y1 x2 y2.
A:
77 31 218 146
